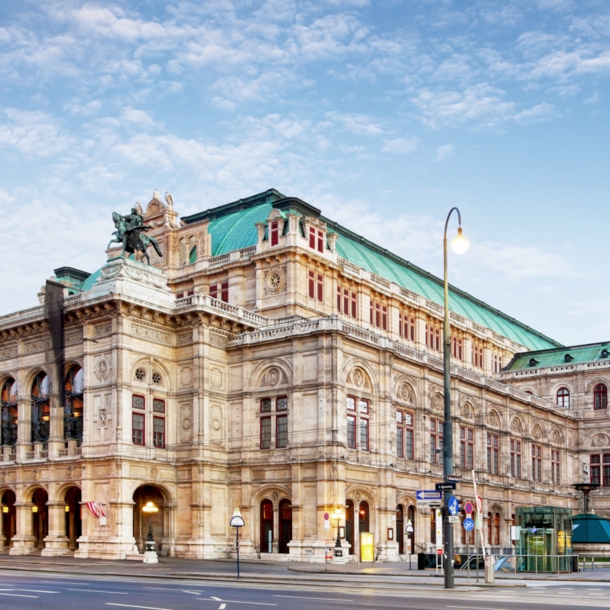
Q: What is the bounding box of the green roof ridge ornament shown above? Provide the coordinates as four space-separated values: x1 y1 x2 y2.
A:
108 206 163 265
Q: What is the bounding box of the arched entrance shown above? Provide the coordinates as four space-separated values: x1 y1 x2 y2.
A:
1 490 16 547
133 486 166 555
278 500 292 554
64 487 82 550
260 500 273 553
31 488 48 549
396 505 404 554
346 500 354 554
358 501 370 560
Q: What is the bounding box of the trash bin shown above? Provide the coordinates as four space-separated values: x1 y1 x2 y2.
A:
417 552 426 570
484 554 495 583
572 555 579 573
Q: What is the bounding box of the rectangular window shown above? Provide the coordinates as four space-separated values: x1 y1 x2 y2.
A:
153 398 165 413
510 439 522 478
430 418 443 464
337 286 357 318
153 416 165 448
397 410 414 460
270 220 279 246
452 336 463 360
492 353 502 373
346 396 356 411
532 444 542 482
308 270 323 302
276 415 288 448
551 449 560 485
426 324 441 351
472 345 484 368
132 394 145 410
396 420 404 458
132 413 145 446
487 433 499 475
360 418 369 451
261 398 272 413
370 301 387 330
460 426 474 470
221 281 229 303
309 227 324 253
347 415 356 448
591 454 601 485
260 417 271 450
604 454 610 487
276 396 288 411
399 312 415 341
210 284 217 299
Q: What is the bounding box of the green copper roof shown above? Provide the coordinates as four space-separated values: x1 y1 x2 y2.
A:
506 341 610 371
182 190 559 351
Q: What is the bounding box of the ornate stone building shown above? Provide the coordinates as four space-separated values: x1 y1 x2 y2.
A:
0 188 608 561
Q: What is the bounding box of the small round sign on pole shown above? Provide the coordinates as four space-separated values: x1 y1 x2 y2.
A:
230 508 245 579
464 501 474 515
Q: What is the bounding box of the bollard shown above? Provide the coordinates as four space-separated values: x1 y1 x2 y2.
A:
484 554 495 583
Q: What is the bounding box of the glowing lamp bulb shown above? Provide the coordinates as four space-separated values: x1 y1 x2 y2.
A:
451 227 470 254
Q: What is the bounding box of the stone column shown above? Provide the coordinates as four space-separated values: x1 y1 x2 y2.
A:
8 500 35 555
16 398 31 462
41 501 70 556
48 386 64 459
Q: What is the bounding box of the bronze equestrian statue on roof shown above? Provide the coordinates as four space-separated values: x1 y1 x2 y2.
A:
107 207 163 265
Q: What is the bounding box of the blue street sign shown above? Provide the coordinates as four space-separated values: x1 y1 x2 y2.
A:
416 490 443 501
463 517 475 531
448 496 459 516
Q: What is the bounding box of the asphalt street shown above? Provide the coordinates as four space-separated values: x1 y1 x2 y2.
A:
0 570 609 610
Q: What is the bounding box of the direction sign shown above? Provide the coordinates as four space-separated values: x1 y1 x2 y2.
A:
447 474 461 482
464 501 474 515
447 496 459 516
416 490 442 502
435 482 456 491
463 517 475 531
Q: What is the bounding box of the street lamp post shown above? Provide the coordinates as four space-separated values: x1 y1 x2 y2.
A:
142 501 159 564
443 208 470 590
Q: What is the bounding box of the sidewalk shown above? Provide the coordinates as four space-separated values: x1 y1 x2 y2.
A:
0 555 608 584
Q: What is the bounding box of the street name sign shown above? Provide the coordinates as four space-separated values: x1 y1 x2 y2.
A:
447 474 461 482
435 482 456 491
416 490 442 502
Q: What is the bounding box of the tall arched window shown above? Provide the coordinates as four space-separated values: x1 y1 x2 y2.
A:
594 384 608 410
64 365 84 445
31 372 50 444
1 378 18 447
556 387 570 408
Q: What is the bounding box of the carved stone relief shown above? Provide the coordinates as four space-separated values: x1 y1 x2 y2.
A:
593 434 608 447
260 366 288 387
95 357 111 381
265 267 286 294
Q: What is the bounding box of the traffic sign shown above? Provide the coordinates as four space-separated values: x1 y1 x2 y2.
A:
447 474 461 482
230 508 245 528
463 517 475 531
416 490 442 502
464 501 474 515
435 482 456 491
447 496 459 516
448 516 460 524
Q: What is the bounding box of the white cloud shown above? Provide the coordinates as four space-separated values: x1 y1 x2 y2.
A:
584 91 600 104
328 112 384 135
435 144 454 161
514 102 560 123
382 137 419 154
0 109 70 157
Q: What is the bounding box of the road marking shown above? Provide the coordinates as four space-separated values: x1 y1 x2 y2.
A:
183 591 202 595
447 607 510 610
219 606 226 610
202 600 276 607
106 605 174 610
273 595 354 602
0 592 40 598
67 588 128 594
143 587 191 591
0 588 59 593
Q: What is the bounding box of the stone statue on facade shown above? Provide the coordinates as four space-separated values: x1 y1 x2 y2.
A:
107 207 163 265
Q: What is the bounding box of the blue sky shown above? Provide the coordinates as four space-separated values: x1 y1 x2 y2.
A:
1 0 609 346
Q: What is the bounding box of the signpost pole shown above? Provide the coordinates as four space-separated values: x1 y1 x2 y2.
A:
236 526 240 579
229 508 245 580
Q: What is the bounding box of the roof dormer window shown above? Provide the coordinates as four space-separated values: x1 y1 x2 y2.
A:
309 226 324 253
270 220 279 246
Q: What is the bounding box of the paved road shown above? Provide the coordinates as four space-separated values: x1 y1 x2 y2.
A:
0 570 609 610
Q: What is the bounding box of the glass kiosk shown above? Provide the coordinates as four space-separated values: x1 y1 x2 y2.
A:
515 507 572 572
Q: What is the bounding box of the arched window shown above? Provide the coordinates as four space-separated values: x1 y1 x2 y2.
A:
556 387 570 408
594 384 608 410
64 365 84 445
1 378 18 447
31 372 50 444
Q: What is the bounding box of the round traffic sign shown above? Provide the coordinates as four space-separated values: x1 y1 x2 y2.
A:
464 501 474 514
463 517 475 531
324 512 329 521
